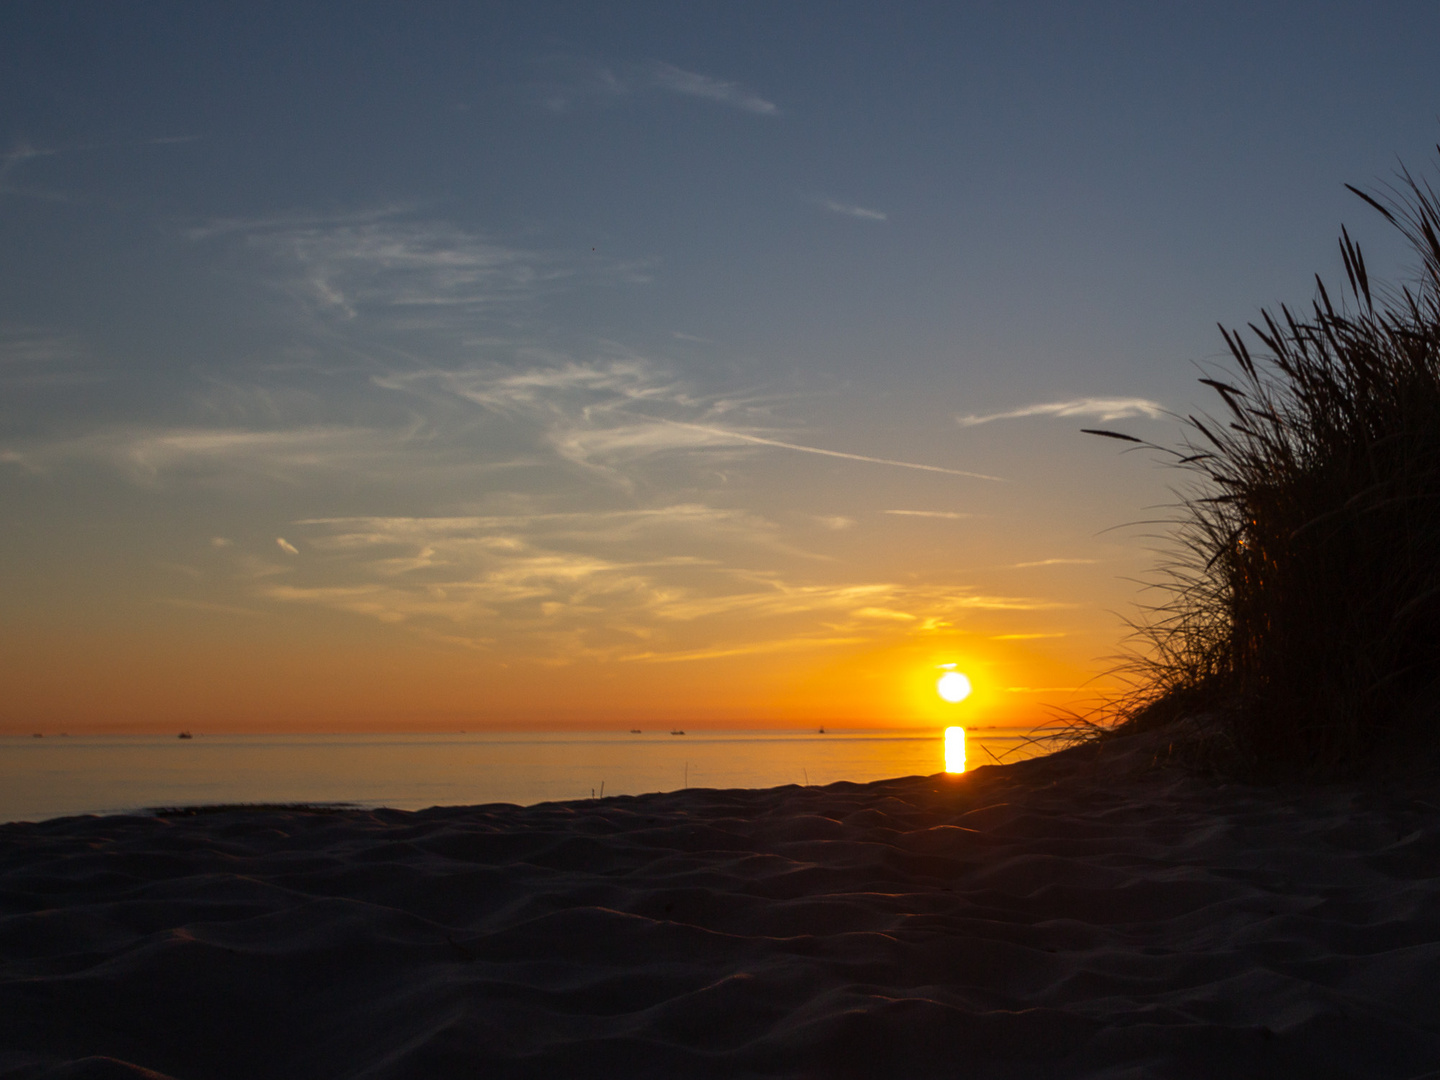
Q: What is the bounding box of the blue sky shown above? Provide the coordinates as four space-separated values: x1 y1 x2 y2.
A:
3 1 1439 730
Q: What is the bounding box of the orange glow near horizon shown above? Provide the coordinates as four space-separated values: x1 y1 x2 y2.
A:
0 602 1116 734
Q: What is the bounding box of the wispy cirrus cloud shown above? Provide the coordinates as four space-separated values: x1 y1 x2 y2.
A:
0 143 68 202
819 199 888 222
251 508 783 655
0 143 57 178
957 397 1166 426
3 136 201 203
532 57 778 117
0 423 463 485
185 206 406 241
404 358 687 412
623 636 866 664
7 353 996 495
0 328 85 366
647 61 777 115
0 328 103 387
190 209 650 325
174 212 994 493
242 511 1066 660
380 357 1001 483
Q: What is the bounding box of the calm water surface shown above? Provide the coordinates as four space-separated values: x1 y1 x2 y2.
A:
0 727 1061 824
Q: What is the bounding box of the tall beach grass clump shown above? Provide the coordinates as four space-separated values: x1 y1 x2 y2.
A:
1094 148 1440 777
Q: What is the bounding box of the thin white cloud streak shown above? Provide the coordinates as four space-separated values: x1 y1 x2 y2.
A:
654 419 1004 480
276 537 299 555
1010 558 1097 567
550 421 739 466
957 397 1166 426
820 199 888 222
386 358 1001 482
647 62 777 115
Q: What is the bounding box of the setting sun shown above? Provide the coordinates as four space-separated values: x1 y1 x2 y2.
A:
937 670 972 703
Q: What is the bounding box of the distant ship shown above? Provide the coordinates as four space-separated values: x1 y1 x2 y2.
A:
818 727 825 734
670 729 685 735
629 728 642 734
177 731 193 740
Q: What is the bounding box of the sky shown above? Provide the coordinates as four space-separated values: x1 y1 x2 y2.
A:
3 1 1439 733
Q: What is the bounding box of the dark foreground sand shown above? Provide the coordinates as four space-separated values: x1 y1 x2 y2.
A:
3 735 1440 1080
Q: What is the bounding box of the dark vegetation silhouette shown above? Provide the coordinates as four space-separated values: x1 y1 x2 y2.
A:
1089 147 1440 778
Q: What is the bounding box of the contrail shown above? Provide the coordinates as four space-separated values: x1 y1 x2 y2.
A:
657 419 1004 481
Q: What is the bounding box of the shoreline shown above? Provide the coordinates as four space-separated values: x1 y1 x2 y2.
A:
3 734 1439 1077
0 726 1060 825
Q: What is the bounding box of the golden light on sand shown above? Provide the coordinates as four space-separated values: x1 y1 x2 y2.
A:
937 670 972 703
944 726 965 773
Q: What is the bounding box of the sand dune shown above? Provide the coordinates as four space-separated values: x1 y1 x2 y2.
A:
3 734 1440 1078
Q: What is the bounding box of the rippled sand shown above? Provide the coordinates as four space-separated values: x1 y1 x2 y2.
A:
3 734 1440 1078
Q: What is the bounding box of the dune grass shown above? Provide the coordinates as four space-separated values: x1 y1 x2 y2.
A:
1091 148 1440 777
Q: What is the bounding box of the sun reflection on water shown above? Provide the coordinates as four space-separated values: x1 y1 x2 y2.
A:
944 726 965 773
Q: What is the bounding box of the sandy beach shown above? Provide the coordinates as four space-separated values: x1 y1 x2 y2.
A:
3 735 1440 1079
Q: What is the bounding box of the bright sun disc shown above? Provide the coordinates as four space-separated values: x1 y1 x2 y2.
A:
937 671 972 703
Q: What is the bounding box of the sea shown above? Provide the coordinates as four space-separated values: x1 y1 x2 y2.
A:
0 726 1064 824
